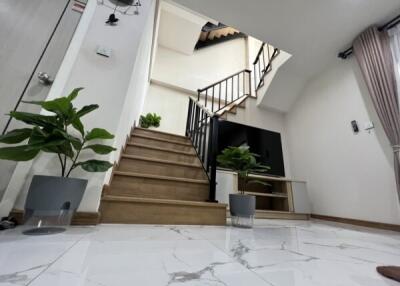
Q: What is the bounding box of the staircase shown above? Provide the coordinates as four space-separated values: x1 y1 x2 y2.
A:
100 127 227 225
195 22 246 50
99 42 280 226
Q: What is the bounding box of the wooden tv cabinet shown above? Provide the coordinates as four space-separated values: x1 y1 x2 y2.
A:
216 170 311 220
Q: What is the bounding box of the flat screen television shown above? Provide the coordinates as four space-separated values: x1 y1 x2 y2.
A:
217 120 285 177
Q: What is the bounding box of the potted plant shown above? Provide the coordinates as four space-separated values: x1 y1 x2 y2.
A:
0 88 115 229
217 145 270 227
139 112 161 129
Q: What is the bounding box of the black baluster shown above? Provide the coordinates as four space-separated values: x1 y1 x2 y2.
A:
212 86 215 112
197 109 204 156
202 114 208 163
231 76 233 103
193 106 200 149
262 47 266 73
237 74 239 100
186 98 192 136
207 116 218 202
218 84 221 110
253 64 257 93
225 80 228 106
243 71 246 96
248 71 252 97
190 100 195 137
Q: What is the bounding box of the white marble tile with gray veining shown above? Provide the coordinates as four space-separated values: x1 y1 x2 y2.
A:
0 220 399 286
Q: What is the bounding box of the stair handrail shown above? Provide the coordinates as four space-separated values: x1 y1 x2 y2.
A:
197 69 252 114
186 97 219 202
253 42 280 90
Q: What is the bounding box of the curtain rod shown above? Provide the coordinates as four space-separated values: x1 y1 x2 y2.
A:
338 14 400 59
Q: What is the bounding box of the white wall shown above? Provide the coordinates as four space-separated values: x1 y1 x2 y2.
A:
0 0 156 216
142 83 189 136
152 38 247 91
286 59 400 225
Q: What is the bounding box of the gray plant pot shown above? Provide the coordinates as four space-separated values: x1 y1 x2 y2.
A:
24 175 87 228
229 194 256 217
229 194 256 228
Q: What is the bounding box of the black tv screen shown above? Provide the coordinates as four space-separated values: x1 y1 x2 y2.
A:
217 120 285 177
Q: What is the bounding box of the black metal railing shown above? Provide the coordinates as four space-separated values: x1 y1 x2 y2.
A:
253 43 280 90
186 97 218 202
186 45 281 202
197 69 252 114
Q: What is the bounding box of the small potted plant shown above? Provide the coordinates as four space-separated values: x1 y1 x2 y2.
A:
0 88 115 230
139 113 161 129
217 145 270 228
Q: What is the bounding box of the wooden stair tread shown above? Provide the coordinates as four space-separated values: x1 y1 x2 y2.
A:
126 143 196 156
113 171 209 184
131 134 192 146
102 195 227 208
120 154 202 168
134 127 188 140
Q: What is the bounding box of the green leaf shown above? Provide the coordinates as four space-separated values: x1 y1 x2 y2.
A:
247 180 272 187
71 117 84 136
26 139 66 151
84 144 116 154
0 128 32 144
85 128 114 141
59 141 75 158
22 97 73 118
28 127 48 145
77 160 113 172
217 146 270 175
42 97 73 117
9 111 59 129
76 104 98 118
140 113 161 128
67 87 84 101
0 145 40 161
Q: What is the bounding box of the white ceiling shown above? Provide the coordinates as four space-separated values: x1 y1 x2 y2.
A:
173 0 400 111
157 1 210 55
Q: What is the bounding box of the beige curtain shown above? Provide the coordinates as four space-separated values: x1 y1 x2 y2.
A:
353 26 400 201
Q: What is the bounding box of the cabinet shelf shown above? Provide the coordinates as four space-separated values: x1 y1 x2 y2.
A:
244 191 288 198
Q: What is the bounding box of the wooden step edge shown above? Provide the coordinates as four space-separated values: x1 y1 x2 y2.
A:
126 142 196 156
131 134 192 146
102 195 227 208
134 127 189 140
113 171 209 185
120 154 202 168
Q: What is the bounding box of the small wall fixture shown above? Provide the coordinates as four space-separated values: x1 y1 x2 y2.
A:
351 120 359 134
106 13 119 25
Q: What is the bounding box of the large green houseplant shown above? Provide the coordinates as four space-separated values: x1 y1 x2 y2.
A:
217 145 270 227
0 88 115 225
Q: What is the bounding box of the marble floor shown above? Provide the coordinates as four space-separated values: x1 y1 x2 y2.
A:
1 220 400 286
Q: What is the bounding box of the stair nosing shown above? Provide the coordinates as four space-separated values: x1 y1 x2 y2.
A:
120 154 202 168
102 195 227 208
134 127 188 140
126 142 196 156
113 171 209 185
131 134 192 146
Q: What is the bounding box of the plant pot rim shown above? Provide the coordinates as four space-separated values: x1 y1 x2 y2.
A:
230 193 255 198
32 175 88 182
